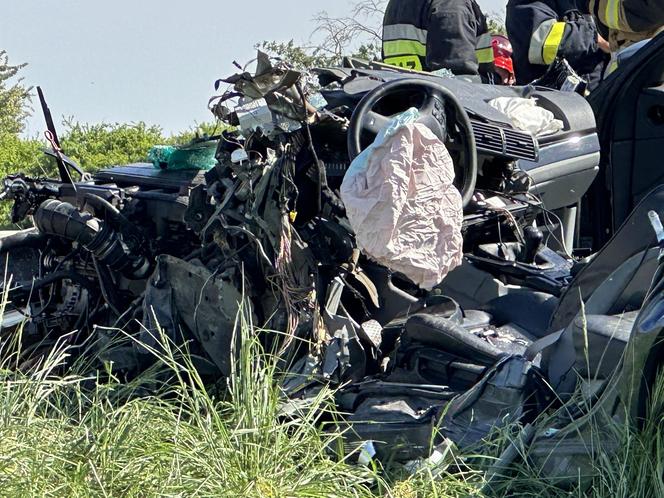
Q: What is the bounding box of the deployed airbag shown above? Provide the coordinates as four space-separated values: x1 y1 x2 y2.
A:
340 109 463 290
489 97 564 136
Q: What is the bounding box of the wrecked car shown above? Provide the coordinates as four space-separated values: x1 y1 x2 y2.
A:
1 32 664 490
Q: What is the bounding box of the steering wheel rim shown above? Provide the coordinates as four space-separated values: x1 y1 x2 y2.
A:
347 78 477 208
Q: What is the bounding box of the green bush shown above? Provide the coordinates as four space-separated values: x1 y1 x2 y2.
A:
0 120 222 227
0 132 50 178
59 119 166 171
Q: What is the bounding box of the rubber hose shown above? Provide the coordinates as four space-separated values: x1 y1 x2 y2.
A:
0 229 47 253
34 199 149 279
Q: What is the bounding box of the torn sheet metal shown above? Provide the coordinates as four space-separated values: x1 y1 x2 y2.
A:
143 255 250 376
235 98 302 138
218 51 309 122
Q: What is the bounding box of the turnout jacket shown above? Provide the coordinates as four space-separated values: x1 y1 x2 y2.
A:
590 0 664 52
506 0 606 86
382 0 489 75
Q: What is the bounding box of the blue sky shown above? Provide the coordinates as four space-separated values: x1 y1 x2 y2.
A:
1 0 504 136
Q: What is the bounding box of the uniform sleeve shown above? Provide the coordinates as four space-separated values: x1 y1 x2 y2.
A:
557 11 602 69
425 0 481 75
594 0 664 33
523 3 599 67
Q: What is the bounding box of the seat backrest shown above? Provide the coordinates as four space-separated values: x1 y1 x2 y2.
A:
545 249 658 393
541 185 664 394
549 184 664 333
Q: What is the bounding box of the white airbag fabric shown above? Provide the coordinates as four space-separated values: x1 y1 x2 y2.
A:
340 109 463 290
488 97 564 137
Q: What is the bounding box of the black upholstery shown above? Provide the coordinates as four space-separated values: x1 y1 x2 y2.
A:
484 291 559 339
404 314 505 366
570 313 637 379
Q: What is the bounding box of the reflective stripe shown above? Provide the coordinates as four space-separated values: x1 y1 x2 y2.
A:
383 39 427 57
383 24 428 44
607 59 619 74
542 21 566 64
384 55 423 71
529 19 557 64
605 0 621 29
382 25 427 70
528 19 566 65
476 33 494 63
476 47 494 64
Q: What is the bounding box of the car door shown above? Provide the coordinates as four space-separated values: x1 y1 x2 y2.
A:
585 32 664 250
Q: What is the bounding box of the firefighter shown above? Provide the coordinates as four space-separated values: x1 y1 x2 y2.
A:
590 0 664 72
382 0 491 76
506 0 609 88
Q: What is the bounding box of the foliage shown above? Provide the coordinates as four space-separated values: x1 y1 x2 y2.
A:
0 119 222 178
59 119 166 171
0 133 51 227
487 14 507 36
258 39 381 70
258 40 340 70
259 0 385 69
0 133 50 177
170 121 228 144
0 50 31 136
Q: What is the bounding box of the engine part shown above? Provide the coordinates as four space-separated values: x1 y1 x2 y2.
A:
34 199 150 279
0 228 46 253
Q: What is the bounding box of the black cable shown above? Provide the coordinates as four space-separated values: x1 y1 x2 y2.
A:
295 81 324 214
18 270 95 319
92 257 122 317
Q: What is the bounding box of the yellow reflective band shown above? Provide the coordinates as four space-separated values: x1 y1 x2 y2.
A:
476 47 494 64
607 59 619 74
384 55 423 71
605 0 621 29
543 22 566 65
383 39 427 57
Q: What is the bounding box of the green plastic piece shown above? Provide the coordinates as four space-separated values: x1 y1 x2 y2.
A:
148 140 217 171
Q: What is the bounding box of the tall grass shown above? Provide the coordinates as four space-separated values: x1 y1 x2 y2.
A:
0 301 482 497
1 298 663 497
0 308 376 496
481 375 664 497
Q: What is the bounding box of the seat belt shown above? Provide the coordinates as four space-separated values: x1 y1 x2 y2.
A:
524 329 565 361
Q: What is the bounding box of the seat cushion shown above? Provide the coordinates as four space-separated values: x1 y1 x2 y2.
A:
484 291 559 339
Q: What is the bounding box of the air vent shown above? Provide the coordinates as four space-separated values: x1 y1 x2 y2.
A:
471 121 539 161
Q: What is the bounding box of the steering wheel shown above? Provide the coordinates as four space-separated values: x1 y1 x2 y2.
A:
347 78 477 208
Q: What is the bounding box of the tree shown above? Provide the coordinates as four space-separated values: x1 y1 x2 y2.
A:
311 0 385 62
258 40 339 70
487 14 507 36
261 1 507 69
260 0 385 69
0 50 31 136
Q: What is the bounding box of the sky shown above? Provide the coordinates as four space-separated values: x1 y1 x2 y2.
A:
1 0 504 137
